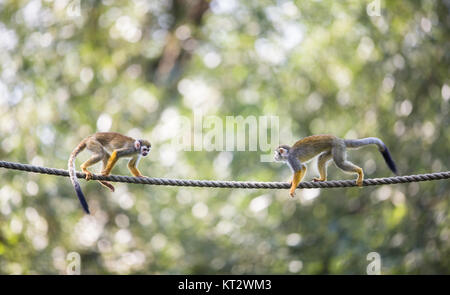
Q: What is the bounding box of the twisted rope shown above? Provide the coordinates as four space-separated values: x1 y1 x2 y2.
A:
0 160 449 190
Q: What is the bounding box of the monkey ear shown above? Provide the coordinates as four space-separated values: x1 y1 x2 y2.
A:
134 140 141 150
279 148 288 155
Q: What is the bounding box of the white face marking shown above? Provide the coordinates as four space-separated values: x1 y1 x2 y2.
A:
140 145 150 157
274 147 288 162
274 150 280 161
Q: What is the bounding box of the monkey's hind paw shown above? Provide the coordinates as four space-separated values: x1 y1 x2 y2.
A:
100 170 110 177
289 190 296 198
356 179 364 187
84 171 93 181
313 177 326 182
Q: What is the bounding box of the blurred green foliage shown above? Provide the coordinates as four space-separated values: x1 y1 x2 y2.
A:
0 0 449 274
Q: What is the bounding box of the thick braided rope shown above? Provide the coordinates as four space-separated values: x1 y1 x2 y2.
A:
0 160 449 189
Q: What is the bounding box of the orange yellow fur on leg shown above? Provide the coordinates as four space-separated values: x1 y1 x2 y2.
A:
80 156 115 191
102 150 118 176
97 153 115 192
129 166 143 177
128 156 144 177
356 168 364 187
289 166 306 198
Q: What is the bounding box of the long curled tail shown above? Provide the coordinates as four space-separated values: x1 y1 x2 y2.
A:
344 137 398 175
68 140 90 214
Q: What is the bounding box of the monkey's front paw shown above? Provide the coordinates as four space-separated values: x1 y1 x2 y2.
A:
313 177 325 182
289 190 296 198
356 179 363 187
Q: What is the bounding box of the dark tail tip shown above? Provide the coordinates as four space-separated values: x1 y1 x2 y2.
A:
75 184 90 214
380 146 398 175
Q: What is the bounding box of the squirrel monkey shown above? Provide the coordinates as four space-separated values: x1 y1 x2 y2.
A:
68 132 151 214
274 135 398 197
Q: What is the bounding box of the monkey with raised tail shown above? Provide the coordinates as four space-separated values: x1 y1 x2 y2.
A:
68 132 151 214
274 135 397 197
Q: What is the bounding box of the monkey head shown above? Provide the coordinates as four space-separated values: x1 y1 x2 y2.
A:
274 145 291 162
134 139 152 157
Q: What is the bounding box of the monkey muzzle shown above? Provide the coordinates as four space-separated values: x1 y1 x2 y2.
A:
140 146 151 157
274 151 281 162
